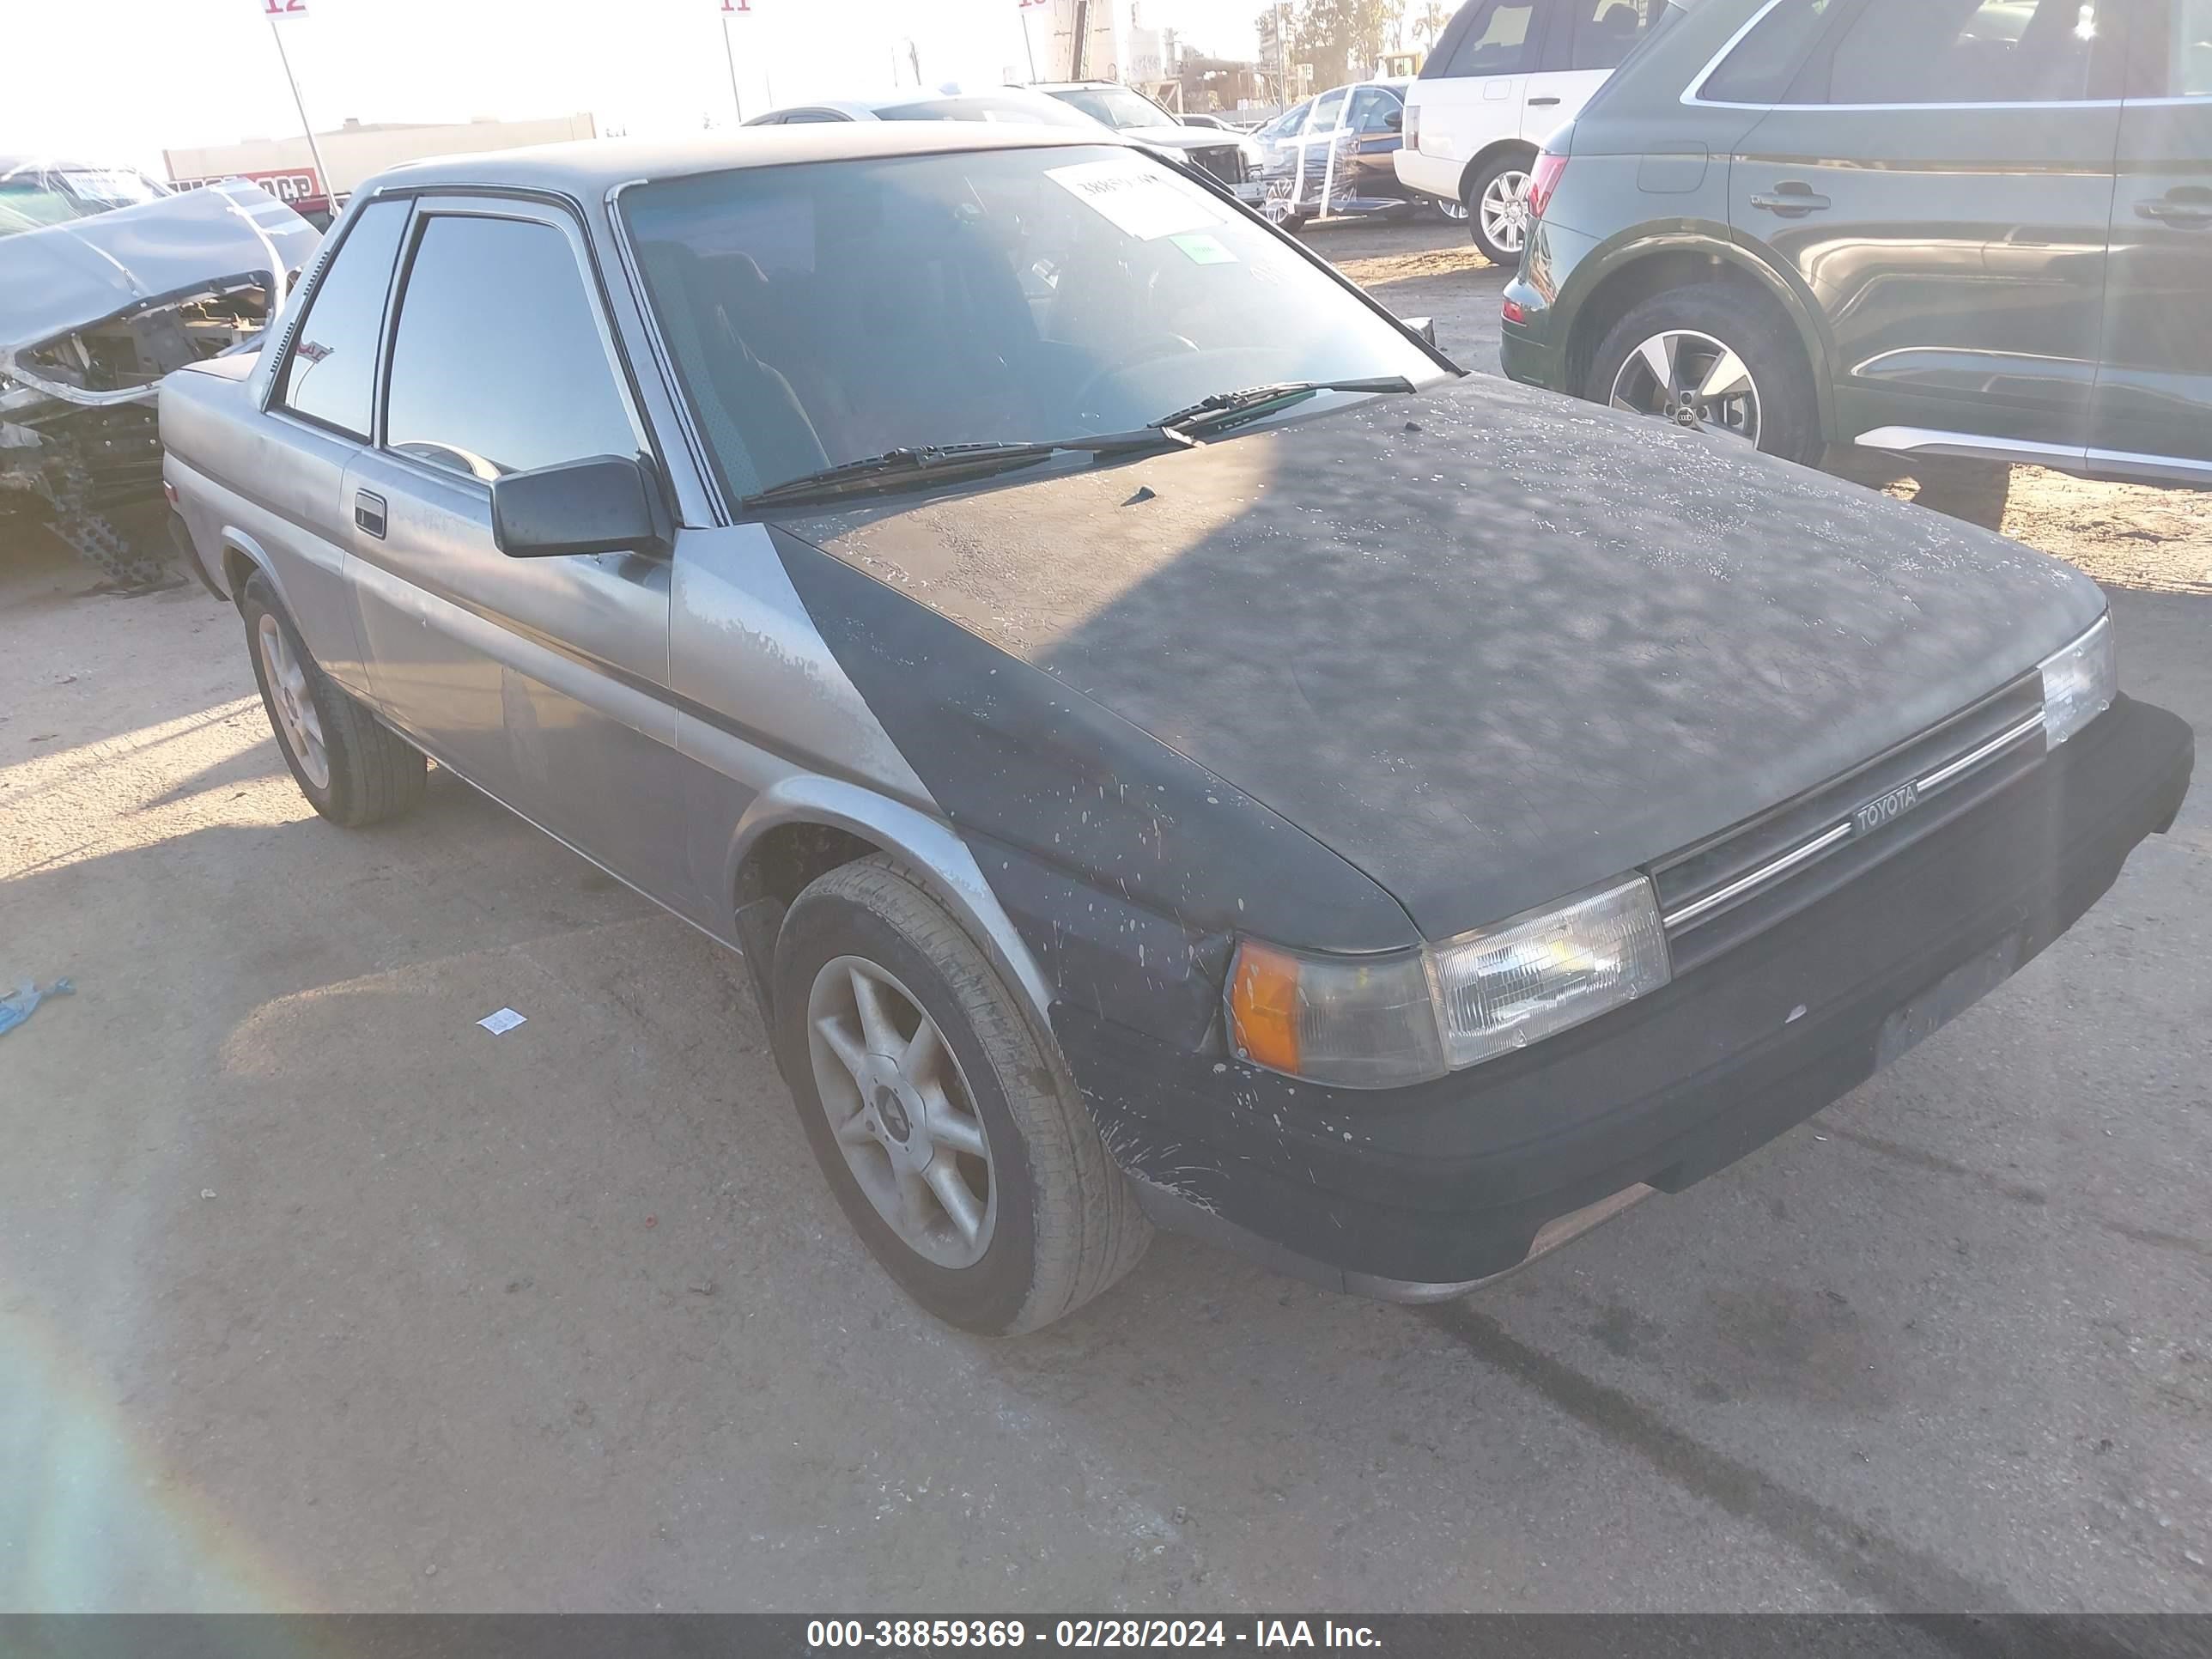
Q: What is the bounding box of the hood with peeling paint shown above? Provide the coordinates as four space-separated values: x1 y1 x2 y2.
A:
0 181 319 364
768 375 2106 942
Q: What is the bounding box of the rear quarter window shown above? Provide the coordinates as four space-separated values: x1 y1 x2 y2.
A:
1698 0 1838 103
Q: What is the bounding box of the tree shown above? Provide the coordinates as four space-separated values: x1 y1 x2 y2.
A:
1407 0 1453 53
1292 0 1403 88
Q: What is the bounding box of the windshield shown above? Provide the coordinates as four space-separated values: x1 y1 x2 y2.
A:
623 144 1437 502
0 165 166 234
60 167 167 211
1044 85 1176 129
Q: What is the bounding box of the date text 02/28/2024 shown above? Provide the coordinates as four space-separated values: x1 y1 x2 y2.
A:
805 1620 1382 1650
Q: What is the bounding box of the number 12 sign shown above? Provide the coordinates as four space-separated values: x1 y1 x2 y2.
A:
263 0 307 15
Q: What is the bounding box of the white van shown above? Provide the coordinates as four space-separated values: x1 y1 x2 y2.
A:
1395 0 1659 264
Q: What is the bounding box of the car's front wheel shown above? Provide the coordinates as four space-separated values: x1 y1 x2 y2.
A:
241 574 426 826
1466 151 1535 267
1583 286 1821 467
773 855 1149 1334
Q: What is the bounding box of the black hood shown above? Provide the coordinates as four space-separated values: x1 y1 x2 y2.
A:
769 376 2104 943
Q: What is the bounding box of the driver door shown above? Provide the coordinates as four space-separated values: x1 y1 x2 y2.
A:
348 196 684 894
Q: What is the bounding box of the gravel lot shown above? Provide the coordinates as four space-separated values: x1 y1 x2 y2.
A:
3 220 2208 1615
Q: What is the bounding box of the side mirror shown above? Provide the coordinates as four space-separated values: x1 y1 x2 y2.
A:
491 453 670 559
1385 109 1402 131
1401 315 1437 348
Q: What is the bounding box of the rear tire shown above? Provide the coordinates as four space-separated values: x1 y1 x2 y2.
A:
1466 150 1536 267
240 574 426 827
1584 285 1822 467
774 855 1149 1335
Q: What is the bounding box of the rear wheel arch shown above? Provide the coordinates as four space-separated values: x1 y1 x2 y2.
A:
1458 139 1540 209
1563 242 1835 445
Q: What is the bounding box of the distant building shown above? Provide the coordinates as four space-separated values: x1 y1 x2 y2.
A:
163 113 598 216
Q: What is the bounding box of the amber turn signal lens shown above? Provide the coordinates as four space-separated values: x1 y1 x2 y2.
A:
1227 939 1304 1076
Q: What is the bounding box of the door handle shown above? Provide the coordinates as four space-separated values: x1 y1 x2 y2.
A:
2136 198 2212 228
1750 182 1831 217
1528 95 1562 106
354 490 386 538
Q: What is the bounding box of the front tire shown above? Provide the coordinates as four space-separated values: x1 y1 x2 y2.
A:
1584 285 1822 466
774 855 1149 1334
241 574 426 826
1466 150 1535 267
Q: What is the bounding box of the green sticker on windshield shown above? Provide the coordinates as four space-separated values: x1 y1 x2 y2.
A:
1169 232 1237 265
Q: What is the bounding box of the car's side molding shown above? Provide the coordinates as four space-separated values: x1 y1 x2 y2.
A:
1858 426 2212 491
726 775 1057 1033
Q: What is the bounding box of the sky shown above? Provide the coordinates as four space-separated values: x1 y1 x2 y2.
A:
6 0 1267 177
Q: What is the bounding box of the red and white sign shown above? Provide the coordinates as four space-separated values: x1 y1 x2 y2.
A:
173 167 325 205
262 0 308 16
720 0 751 12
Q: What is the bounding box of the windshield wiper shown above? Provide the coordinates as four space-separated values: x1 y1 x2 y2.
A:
1151 376 1416 436
740 430 1189 510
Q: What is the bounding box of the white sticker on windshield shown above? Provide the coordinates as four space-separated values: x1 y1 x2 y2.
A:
1046 157 1221 241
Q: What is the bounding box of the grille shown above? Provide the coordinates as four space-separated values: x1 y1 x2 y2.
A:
1652 674 2049 972
1192 144 1246 186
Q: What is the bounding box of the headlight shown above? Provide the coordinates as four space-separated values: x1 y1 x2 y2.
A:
1426 876 1673 1069
2039 612 2116 747
1226 875 1671 1090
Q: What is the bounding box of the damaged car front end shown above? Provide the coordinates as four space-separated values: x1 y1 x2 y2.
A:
1 173 318 586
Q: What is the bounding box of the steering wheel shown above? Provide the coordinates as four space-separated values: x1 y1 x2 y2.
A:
1071 334 1202 422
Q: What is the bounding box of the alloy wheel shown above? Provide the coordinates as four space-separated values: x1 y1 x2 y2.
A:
806 954 996 1269
1607 329 1763 447
1479 168 1534 256
257 612 331 790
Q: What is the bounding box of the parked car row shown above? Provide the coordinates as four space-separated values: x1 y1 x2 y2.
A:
1500 0 2212 490
742 82 1261 204
1396 0 1665 261
161 118 2191 1334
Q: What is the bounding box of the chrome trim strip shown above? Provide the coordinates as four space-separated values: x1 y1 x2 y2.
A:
1678 0 2124 112
2086 447 2212 482
1664 709 2049 933
1855 425 2087 467
1915 713 2046 796
1664 820 1852 930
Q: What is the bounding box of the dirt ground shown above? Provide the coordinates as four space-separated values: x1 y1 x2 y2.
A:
3 224 2209 1616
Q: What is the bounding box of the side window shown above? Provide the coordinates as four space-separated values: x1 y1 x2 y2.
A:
1309 86 1350 131
1700 0 1836 102
784 109 850 123
276 198 410 439
383 214 639 482
1813 0 2107 105
1350 88 1402 131
1571 0 1655 72
2177 0 2212 94
1443 0 1539 76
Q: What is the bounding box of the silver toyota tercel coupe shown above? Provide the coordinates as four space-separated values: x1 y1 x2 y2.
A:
161 125 2193 1333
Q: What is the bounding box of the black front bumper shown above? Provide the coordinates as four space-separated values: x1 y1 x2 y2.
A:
1052 696 2193 1297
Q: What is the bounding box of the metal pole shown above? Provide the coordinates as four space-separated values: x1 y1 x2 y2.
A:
721 15 744 125
267 17 332 210
1021 8 1038 81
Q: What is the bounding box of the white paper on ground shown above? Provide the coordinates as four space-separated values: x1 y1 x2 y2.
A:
477 1007 526 1035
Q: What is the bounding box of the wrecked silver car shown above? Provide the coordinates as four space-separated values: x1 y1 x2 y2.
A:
1 168 319 587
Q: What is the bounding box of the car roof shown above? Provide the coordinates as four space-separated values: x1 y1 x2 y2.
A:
368 122 1131 197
